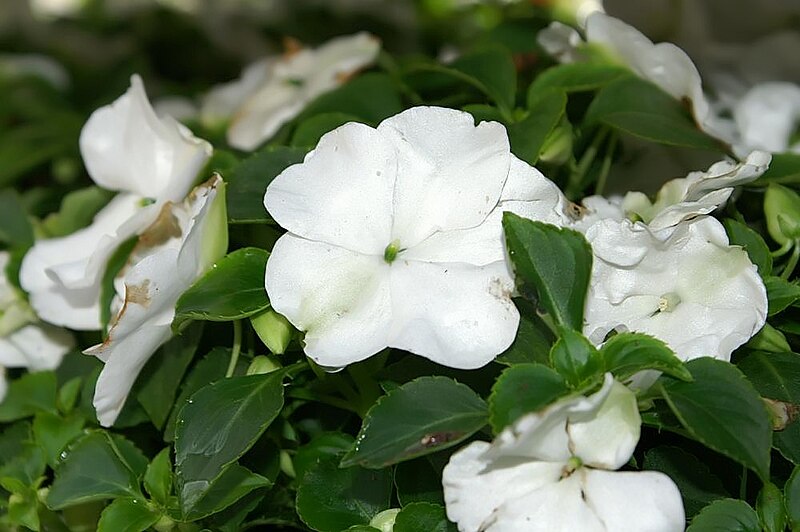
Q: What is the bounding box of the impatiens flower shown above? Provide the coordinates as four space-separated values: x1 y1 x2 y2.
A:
442 374 685 531
201 33 380 151
0 252 73 403
730 82 800 155
265 106 570 370
583 216 767 363
20 74 212 330
85 176 227 427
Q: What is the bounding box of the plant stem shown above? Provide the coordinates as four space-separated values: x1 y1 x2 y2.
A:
771 240 793 258
225 320 243 378
780 240 800 280
568 127 610 197
594 133 618 196
739 466 748 500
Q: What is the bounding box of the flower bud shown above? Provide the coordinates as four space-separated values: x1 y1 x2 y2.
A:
251 309 293 355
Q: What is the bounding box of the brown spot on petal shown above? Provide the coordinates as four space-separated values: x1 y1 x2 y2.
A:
564 201 587 221
126 280 152 307
282 36 304 58
139 205 182 248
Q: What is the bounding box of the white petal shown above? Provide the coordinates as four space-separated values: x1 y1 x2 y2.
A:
684 151 771 200
537 22 584 63
19 193 146 330
571 195 626 234
0 324 72 371
733 82 800 153
292 32 380 96
388 259 518 369
264 122 395 255
265 234 392 368
227 83 305 151
568 381 640 470
645 190 732 232
0 367 6 403
378 107 511 247
86 177 226 426
201 58 272 127
500 156 571 226
80 74 212 202
442 441 564 532
583 469 685 532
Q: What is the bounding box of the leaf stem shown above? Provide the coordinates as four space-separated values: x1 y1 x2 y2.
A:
780 240 800 280
771 240 793 258
739 466 748 500
594 133 618 196
226 320 243 378
568 127 610 197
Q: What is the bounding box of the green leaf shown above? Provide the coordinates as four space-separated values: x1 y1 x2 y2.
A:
656 358 772 480
99 236 137 331
32 412 84 468
0 421 33 468
293 432 354 481
341 376 488 469
143 448 172 507
175 372 285 516
756 482 787 532
40 186 114 238
756 153 800 186
737 351 800 464
643 446 729 517
508 90 566 165
174 248 270 331
746 323 791 353
300 73 403 125
600 332 692 382
291 112 361 148
5 485 39 530
495 304 555 365
182 463 270 521
585 76 722 151
723 219 773 275
527 63 629 100
488 363 569 433
46 432 144 510
764 183 800 245
0 189 33 248
502 213 593 330
786 466 800 530
0 371 58 422
549 328 603 387
296 455 392 532
96 498 160 532
450 46 517 111
226 146 307 224
687 499 760 532
0 443 46 487
394 457 445 507
394 502 456 532
764 276 800 316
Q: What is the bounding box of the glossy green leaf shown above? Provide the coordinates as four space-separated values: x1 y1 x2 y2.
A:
756 153 800 186
549 328 603 388
341 376 488 469
585 76 722 151
0 189 33 248
143 448 172 507
450 46 517 110
46 432 144 510
300 73 403 125
643 446 729 517
394 502 455 532
600 332 692 382
394 457 445 507
489 363 569 433
764 276 800 316
96 498 160 532
174 248 270 331
293 432 354 481
291 112 361 148
723 219 772 275
0 371 58 422
495 304 555 366
503 213 593 330
296 455 392 532
527 63 629 101
737 351 800 464
32 412 84 468
182 463 270 521
508 90 566 165
656 358 772 480
687 499 760 531
756 482 787 532
226 146 307 224
175 372 284 516
786 466 800 530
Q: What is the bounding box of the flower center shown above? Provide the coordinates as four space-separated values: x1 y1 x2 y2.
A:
561 455 584 479
383 240 401 264
657 292 682 313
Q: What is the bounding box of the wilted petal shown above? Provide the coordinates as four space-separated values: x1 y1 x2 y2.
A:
265 122 395 255
80 74 212 202
265 234 392 368
389 259 518 369
379 107 511 247
583 469 685 531
442 441 564 532
0 324 73 370
86 177 227 426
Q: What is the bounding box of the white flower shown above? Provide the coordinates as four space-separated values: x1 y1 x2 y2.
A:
20 74 212 330
730 82 800 155
442 374 685 532
201 33 380 151
85 176 227 427
264 106 569 370
583 216 767 363
0 53 69 88
0 251 72 402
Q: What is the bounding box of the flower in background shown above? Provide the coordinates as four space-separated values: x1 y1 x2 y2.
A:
201 32 380 151
443 374 685 531
583 216 766 365
86 176 227 427
0 251 73 402
264 106 570 370
729 82 800 155
20 74 212 331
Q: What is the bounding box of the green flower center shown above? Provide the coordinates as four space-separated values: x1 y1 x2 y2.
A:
383 240 401 264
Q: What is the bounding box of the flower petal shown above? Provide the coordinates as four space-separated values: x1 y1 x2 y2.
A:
388 259 518 369
264 121 395 255
0 368 6 403
265 234 392 368
201 58 272 127
0 324 73 371
733 82 800 154
227 83 305 151
378 106 511 247
80 74 211 202
583 469 685 531
442 441 564 532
